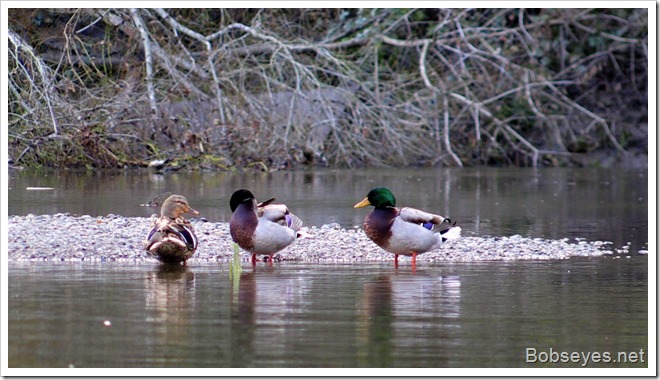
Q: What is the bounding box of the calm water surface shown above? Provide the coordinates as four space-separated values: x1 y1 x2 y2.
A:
7 167 650 368
8 258 647 368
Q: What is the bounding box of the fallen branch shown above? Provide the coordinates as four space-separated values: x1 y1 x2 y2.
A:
8 29 60 135
130 9 157 114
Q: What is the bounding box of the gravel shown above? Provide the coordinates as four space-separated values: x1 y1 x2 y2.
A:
8 214 624 264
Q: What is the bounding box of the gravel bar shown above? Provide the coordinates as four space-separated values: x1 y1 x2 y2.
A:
8 214 625 264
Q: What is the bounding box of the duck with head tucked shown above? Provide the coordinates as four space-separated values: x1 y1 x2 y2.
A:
144 194 199 265
229 189 303 264
354 187 461 269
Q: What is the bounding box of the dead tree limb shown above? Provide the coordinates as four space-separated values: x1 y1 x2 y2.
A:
130 8 157 114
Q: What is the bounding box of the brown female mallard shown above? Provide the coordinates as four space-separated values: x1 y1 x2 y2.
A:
144 194 199 265
229 189 303 264
354 187 461 269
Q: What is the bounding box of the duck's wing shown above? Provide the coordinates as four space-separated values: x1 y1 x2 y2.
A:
399 207 461 242
398 207 446 226
286 212 303 231
145 217 170 248
259 204 303 231
146 217 197 250
258 204 287 221
168 220 198 249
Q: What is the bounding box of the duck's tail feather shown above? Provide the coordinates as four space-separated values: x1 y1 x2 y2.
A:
440 226 462 242
257 198 277 208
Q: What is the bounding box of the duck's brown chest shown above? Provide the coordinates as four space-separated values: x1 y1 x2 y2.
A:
230 206 258 250
363 208 398 249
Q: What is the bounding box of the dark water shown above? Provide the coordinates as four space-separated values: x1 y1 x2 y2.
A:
7 168 650 369
8 258 648 368
8 167 648 252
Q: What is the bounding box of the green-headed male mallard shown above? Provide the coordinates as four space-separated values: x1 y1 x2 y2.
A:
230 189 303 264
354 187 461 269
144 194 199 265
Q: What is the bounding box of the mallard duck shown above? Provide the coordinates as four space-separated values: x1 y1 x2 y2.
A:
229 189 303 264
144 194 199 265
354 187 461 269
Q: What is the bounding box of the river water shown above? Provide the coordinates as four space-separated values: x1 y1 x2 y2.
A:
6 167 650 370
7 167 648 252
7 258 648 369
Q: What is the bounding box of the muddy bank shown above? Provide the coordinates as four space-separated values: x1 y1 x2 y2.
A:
7 214 634 264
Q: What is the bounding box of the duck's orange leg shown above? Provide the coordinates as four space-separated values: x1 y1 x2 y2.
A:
394 254 399 268
411 252 417 272
251 253 257 266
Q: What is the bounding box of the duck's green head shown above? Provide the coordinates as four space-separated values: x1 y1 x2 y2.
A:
230 189 255 212
354 187 396 209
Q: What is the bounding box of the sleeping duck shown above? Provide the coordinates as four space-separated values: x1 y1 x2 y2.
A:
354 187 461 269
144 194 199 265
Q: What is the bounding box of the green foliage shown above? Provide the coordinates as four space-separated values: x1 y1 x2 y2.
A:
229 242 243 295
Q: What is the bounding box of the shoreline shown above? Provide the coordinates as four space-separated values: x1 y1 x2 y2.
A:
7 214 639 264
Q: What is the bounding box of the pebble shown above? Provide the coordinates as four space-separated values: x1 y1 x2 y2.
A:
7 214 626 264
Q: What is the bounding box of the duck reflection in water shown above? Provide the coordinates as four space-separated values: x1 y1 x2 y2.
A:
229 267 311 367
144 264 196 346
358 275 394 367
357 272 462 367
230 271 256 365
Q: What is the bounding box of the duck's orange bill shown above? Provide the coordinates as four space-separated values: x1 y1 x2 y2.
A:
187 207 200 215
354 197 371 208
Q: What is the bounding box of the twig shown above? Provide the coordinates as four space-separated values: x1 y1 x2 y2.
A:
8 29 60 135
543 78 627 154
451 92 540 167
154 8 226 126
76 9 110 34
130 9 157 114
441 91 463 167
419 40 462 167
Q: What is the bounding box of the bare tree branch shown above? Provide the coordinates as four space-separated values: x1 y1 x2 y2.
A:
8 29 60 135
130 8 157 114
